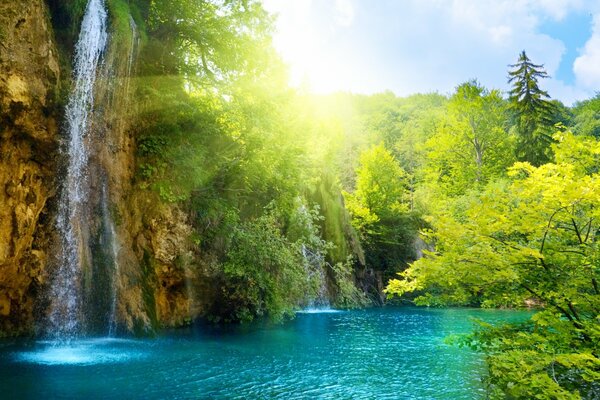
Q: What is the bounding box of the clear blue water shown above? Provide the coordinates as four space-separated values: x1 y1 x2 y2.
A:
0 307 529 399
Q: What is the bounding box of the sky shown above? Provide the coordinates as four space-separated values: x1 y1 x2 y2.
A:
261 0 600 105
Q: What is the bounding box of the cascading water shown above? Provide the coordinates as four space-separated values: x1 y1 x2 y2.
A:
48 0 107 339
103 9 140 339
102 184 120 337
126 15 139 93
301 244 331 309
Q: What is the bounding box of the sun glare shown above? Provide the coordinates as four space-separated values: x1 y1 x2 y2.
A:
273 24 342 94
264 0 359 94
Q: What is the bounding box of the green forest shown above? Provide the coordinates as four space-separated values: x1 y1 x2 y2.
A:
128 1 598 397
1 0 599 398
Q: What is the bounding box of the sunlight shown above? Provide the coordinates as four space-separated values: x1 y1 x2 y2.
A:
273 24 343 93
2 0 599 398
263 0 360 94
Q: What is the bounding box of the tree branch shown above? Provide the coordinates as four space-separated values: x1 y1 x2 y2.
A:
584 218 594 243
571 218 583 245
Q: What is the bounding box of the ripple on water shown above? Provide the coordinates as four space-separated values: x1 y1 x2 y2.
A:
296 308 343 314
13 338 147 366
0 308 531 399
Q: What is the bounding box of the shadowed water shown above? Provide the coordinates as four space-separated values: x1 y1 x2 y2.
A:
0 307 529 399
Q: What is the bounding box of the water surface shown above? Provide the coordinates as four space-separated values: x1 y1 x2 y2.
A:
0 307 529 399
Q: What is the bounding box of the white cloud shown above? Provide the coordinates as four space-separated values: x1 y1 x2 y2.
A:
488 25 513 44
334 0 355 27
261 0 599 104
573 13 600 90
533 0 586 20
546 78 593 105
377 0 572 93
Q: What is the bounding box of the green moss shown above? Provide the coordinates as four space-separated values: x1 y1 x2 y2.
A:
107 0 148 50
86 219 115 333
308 173 362 264
47 0 89 108
47 0 88 51
109 204 123 226
106 0 131 44
331 257 369 309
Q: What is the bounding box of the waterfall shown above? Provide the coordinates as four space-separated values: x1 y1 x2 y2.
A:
105 10 140 339
126 15 139 93
301 244 331 309
48 0 107 339
103 184 120 337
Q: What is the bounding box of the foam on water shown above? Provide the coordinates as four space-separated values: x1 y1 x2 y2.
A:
13 338 145 366
296 308 343 314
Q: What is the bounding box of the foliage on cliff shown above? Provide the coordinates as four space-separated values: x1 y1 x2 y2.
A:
128 0 366 322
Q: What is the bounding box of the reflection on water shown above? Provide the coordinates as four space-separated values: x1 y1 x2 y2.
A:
1 307 530 399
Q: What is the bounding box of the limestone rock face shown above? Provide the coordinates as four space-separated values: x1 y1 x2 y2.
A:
0 0 60 335
0 1 210 336
145 205 195 327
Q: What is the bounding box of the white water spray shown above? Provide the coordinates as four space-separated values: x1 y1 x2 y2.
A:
49 0 107 339
302 244 331 309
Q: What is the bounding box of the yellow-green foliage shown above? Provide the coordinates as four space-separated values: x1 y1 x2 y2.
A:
422 81 514 197
343 144 420 277
388 132 600 398
331 256 369 308
344 144 409 230
309 174 362 264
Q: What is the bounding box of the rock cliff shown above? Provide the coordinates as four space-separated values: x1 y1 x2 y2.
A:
0 0 61 335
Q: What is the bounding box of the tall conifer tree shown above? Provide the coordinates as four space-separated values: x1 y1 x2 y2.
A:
508 51 555 165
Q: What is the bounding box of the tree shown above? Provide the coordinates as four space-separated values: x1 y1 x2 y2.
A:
387 132 600 398
423 81 514 196
344 144 418 280
217 210 304 322
343 144 409 233
133 0 373 322
572 93 600 138
508 51 556 166
143 0 273 85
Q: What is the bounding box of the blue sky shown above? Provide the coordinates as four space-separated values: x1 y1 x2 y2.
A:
262 0 600 105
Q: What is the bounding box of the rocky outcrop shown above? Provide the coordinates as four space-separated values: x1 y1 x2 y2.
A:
82 7 203 332
0 0 60 335
144 205 195 327
85 9 152 334
0 0 198 335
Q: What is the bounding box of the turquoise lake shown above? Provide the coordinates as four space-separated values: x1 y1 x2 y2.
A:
0 307 529 399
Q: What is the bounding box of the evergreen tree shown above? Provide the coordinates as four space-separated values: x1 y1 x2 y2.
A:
508 51 556 166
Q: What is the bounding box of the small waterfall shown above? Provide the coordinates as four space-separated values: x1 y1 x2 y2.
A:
48 0 107 339
301 244 331 309
125 16 139 93
104 11 139 338
102 184 120 337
